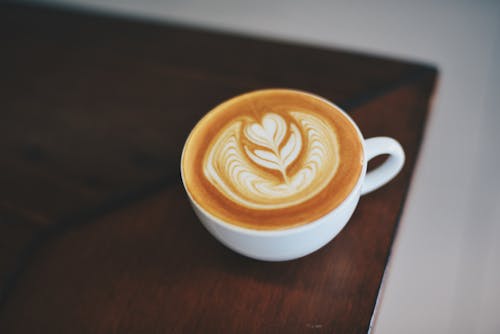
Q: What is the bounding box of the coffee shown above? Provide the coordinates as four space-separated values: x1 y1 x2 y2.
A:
181 89 363 230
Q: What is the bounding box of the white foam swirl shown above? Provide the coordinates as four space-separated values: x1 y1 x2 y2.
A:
204 111 339 209
243 113 302 183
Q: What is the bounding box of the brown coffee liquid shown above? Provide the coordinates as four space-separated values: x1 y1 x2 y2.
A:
182 89 363 230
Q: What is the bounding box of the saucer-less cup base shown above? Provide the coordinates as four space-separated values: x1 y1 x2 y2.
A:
191 179 362 261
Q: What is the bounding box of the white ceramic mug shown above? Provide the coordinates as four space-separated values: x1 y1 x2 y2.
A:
181 97 405 261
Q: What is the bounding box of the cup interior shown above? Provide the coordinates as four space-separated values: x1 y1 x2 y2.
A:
180 88 367 234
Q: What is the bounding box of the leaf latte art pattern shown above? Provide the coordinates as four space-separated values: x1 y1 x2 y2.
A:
204 111 339 209
243 114 302 183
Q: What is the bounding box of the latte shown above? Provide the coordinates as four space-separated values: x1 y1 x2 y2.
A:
181 89 363 230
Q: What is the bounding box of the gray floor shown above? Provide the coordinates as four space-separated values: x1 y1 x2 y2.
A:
32 0 500 332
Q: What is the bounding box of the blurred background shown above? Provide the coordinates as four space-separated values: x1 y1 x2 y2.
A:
29 0 500 332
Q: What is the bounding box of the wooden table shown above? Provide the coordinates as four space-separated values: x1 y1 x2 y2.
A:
0 3 437 333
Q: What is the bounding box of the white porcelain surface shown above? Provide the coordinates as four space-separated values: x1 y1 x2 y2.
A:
189 184 361 261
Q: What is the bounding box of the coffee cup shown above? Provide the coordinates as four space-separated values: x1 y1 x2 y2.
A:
181 89 404 261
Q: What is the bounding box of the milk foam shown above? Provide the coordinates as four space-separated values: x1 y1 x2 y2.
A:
204 111 339 209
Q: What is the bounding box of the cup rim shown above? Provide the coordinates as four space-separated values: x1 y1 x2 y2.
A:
180 88 366 236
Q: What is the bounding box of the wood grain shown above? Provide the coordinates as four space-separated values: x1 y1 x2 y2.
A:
0 224 38 300
0 3 437 333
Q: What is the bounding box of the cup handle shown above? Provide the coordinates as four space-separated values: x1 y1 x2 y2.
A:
361 137 405 195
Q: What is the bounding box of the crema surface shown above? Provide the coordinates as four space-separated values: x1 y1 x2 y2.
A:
182 89 363 230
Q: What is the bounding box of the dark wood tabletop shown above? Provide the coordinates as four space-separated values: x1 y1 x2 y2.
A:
0 3 437 333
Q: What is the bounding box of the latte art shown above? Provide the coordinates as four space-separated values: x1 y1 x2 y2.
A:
204 112 339 209
181 89 364 230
